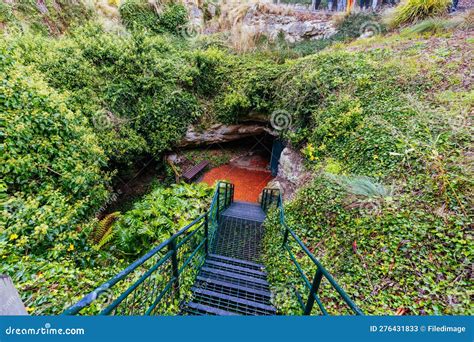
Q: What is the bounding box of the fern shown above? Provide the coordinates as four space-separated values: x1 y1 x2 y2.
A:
90 212 121 250
94 227 116 251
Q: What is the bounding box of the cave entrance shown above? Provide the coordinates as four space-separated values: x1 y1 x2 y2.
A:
190 133 279 202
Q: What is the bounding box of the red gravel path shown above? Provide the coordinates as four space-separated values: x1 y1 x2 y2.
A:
201 165 273 202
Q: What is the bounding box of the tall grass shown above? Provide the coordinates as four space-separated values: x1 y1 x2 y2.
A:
229 22 261 52
388 0 451 28
328 175 394 199
400 8 474 34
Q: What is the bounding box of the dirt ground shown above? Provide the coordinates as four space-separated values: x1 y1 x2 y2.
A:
201 152 273 202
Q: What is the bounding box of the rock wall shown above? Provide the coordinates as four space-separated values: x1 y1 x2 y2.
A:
268 146 312 200
187 1 336 43
178 123 275 147
241 5 336 43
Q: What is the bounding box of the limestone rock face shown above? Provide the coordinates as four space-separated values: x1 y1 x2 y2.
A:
182 2 336 43
188 3 204 27
271 147 312 200
179 123 275 147
241 5 336 43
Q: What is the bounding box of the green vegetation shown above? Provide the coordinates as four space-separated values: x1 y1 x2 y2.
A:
0 0 94 35
1 51 109 258
119 0 187 34
1 180 211 314
181 149 239 169
4 25 203 165
402 14 473 34
0 0 471 315
263 33 472 315
110 183 212 257
389 0 451 28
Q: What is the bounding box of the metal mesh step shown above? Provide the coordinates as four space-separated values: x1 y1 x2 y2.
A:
221 201 266 222
198 268 269 292
183 302 238 316
207 254 265 271
191 288 276 316
212 216 264 262
201 267 269 286
194 277 271 305
204 260 267 279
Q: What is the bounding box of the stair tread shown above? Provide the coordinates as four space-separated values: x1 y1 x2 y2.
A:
185 302 238 316
205 260 267 277
208 254 265 269
192 288 276 313
201 267 270 286
221 202 266 222
232 201 263 207
196 276 272 298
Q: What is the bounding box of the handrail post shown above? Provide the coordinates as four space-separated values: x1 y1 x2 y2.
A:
262 190 267 211
224 183 229 208
263 190 267 211
168 239 180 298
216 184 220 220
304 268 323 315
204 212 209 255
282 226 289 246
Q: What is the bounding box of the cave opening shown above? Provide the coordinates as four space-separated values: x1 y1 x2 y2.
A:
189 132 283 202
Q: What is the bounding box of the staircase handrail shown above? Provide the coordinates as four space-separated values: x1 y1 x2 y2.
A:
260 188 363 315
63 181 234 315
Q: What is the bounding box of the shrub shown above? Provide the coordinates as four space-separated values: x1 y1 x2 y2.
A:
1 255 124 315
5 25 202 163
0 51 110 258
263 32 472 315
0 1 14 25
120 0 160 32
119 0 187 34
334 12 386 40
288 13 386 57
158 3 188 34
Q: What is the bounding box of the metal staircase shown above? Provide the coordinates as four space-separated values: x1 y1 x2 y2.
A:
64 182 362 316
181 202 276 315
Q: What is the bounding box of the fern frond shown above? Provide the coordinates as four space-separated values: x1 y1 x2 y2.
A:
94 227 116 251
90 211 120 245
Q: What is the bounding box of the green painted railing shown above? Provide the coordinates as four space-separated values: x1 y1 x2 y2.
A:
63 182 234 315
261 188 363 316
